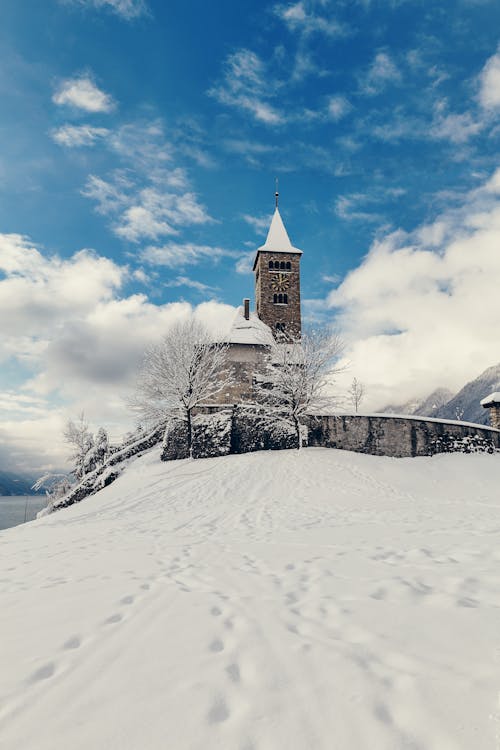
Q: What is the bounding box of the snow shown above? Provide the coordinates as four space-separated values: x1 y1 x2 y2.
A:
2 447 500 749
481 392 500 406
253 208 303 269
226 307 274 346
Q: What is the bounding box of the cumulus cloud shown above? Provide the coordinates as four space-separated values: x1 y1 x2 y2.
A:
0 234 236 472
478 48 500 109
328 167 500 409
208 49 283 125
53 75 115 112
51 124 110 147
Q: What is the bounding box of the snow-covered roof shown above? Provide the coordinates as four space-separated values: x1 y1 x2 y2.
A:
226 307 274 346
480 392 500 407
253 208 302 269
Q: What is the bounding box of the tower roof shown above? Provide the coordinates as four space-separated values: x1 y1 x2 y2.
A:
253 208 302 270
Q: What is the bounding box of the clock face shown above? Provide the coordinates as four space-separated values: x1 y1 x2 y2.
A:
270 273 290 292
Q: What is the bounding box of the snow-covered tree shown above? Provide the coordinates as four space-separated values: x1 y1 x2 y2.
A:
130 318 233 455
251 328 344 449
32 473 73 513
82 426 110 474
64 413 94 480
348 377 365 413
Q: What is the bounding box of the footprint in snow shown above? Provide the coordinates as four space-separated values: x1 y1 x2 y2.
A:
29 662 56 683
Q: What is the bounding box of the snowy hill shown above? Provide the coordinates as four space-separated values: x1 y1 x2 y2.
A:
2 447 500 749
434 363 500 425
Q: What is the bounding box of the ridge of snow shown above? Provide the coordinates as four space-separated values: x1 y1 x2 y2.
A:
2 447 500 749
480 392 500 406
254 208 303 267
226 307 274 346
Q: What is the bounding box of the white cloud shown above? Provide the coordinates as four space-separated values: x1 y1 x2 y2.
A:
275 2 346 37
83 178 213 243
64 0 148 20
242 213 273 234
52 75 115 112
51 124 110 147
80 121 210 243
0 234 236 472
208 49 283 125
327 168 500 409
140 242 235 268
360 51 401 95
479 49 500 109
327 95 352 121
430 100 482 143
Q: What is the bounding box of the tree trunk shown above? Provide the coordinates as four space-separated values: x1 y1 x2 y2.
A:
187 408 193 458
293 415 301 450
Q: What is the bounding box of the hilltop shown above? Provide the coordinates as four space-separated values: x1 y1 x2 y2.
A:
1 447 500 749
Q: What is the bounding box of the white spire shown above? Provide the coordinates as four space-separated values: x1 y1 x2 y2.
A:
257 207 302 255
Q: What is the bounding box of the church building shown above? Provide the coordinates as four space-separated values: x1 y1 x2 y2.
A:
218 198 303 403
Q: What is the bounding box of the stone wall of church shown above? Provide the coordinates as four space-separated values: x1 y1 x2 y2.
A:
161 409 500 461
210 343 267 404
255 252 301 338
305 414 500 457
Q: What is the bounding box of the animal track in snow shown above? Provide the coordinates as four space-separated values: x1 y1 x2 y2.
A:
63 636 81 650
207 694 230 724
29 662 56 683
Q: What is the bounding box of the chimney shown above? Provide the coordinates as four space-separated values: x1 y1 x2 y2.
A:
243 298 250 320
481 392 500 430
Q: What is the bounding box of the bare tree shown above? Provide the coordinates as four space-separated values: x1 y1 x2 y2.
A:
251 328 344 449
348 377 365 413
130 318 233 455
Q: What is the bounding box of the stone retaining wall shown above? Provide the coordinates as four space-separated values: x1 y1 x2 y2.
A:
306 414 500 457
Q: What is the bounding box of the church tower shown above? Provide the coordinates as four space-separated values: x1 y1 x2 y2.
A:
253 198 303 338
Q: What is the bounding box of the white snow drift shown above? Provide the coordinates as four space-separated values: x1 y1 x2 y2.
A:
1 447 500 749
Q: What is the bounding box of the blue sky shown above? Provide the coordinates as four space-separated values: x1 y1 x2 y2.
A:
2 0 500 472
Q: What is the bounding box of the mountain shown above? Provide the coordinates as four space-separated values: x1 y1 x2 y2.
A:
1 447 500 748
381 387 454 418
0 471 40 496
434 363 500 425
413 387 455 417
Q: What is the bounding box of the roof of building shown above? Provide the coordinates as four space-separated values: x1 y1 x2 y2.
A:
480 392 500 407
253 208 302 270
226 307 274 346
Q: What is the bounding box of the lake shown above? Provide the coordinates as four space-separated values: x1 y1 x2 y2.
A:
0 496 48 531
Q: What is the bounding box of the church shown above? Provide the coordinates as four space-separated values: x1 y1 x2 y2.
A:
218 196 303 403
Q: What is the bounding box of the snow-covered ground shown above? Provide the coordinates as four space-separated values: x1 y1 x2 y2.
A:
1 447 500 750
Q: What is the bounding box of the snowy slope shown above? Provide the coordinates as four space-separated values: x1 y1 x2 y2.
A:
1 448 500 750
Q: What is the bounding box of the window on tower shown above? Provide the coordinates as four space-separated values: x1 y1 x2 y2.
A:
276 322 286 333
286 261 291 270
280 261 286 269
268 260 273 270
283 293 288 304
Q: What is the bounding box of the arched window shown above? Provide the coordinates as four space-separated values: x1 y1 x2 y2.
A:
273 294 278 304
274 261 280 269
283 293 288 304
278 293 283 303
280 261 286 270
268 260 273 270
286 261 291 270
